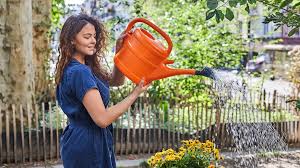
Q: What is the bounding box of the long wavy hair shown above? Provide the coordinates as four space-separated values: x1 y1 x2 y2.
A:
55 14 111 85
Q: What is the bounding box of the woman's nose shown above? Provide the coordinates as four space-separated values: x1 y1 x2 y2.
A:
91 37 96 44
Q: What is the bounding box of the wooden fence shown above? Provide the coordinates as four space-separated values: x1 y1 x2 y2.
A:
0 90 299 164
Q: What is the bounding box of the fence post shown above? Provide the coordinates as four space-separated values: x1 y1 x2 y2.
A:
147 105 151 154
196 102 199 140
6 104 10 163
205 102 209 141
143 102 147 154
49 102 53 160
19 105 28 163
34 104 40 162
188 104 191 140
0 104 3 164
177 105 180 148
182 104 185 141
137 99 142 154
272 90 277 113
12 104 17 163
125 108 130 155
42 103 46 162
27 104 32 163
132 105 137 154
172 106 175 149
119 112 124 156
215 101 221 147
55 102 59 160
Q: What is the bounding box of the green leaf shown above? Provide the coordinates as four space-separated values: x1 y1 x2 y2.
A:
216 10 224 20
225 8 234 21
240 0 247 5
229 0 238 7
215 9 224 23
207 0 218 10
245 4 250 13
296 99 300 109
293 2 300 8
280 0 293 8
215 16 220 23
288 27 299 37
248 0 256 4
206 11 216 20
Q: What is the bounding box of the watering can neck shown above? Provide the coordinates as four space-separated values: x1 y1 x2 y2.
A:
146 62 196 82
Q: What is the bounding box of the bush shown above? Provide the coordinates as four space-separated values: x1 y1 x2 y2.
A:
288 46 300 96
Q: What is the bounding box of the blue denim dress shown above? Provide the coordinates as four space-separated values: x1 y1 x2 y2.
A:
56 59 116 168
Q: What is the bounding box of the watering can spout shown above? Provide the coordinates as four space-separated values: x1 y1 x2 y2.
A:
195 67 217 80
145 60 216 83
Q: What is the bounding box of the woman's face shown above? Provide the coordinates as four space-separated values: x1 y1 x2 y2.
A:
73 23 96 56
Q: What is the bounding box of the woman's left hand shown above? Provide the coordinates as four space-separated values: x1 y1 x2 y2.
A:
115 31 128 53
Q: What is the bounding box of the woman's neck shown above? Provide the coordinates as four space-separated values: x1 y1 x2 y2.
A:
73 53 85 64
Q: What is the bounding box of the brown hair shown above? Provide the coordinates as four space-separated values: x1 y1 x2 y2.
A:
55 14 111 85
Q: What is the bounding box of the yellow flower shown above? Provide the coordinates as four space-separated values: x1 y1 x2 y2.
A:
205 140 214 148
208 165 215 168
154 151 163 158
179 146 186 151
166 148 175 155
178 151 185 158
204 147 212 153
165 154 176 161
148 139 222 168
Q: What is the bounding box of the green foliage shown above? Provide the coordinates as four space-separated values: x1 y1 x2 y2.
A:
204 0 300 36
42 106 67 129
288 47 300 95
135 0 245 104
296 99 300 109
51 0 65 30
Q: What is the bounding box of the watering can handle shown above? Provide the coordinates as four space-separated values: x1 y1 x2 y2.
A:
125 18 173 56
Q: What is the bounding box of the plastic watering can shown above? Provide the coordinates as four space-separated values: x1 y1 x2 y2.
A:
114 18 215 84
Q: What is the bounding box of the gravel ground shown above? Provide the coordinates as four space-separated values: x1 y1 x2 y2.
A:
220 148 300 168
1 150 300 168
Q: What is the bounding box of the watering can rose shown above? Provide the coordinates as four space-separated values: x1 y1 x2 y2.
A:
147 139 223 168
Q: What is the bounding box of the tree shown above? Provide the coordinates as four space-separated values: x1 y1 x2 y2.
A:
32 0 52 103
0 0 53 109
0 0 34 107
204 0 300 36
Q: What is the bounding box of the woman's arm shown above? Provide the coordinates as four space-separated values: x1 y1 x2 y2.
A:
109 31 127 86
110 65 125 86
83 80 150 128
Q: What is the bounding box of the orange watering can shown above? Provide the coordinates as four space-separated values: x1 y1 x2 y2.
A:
114 18 216 84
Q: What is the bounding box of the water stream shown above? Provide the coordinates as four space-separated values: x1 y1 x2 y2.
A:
209 68 288 167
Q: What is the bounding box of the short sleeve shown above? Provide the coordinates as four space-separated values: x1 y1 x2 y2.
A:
69 66 98 102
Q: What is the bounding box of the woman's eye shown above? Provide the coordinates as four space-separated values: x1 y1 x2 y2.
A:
84 37 89 39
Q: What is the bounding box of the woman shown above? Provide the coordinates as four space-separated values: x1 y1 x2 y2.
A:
55 14 150 168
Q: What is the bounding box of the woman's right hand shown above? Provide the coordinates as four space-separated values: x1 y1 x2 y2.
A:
132 78 151 96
